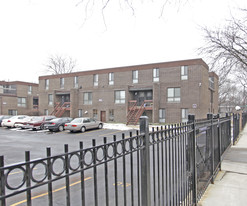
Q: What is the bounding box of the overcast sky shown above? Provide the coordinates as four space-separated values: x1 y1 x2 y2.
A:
0 0 246 83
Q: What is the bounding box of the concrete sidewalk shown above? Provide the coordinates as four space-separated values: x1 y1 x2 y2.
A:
198 125 247 206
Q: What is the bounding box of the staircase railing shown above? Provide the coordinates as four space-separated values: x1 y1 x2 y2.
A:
127 100 153 125
51 102 70 117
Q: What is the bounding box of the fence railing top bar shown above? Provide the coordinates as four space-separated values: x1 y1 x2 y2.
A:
1 134 144 171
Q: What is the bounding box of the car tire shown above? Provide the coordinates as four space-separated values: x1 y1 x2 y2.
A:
49 129 53 132
80 126 86 133
98 123 103 129
58 125 64 132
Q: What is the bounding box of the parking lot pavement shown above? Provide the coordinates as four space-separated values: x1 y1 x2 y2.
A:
0 125 137 165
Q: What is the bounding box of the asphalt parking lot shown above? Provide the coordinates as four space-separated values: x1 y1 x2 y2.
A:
0 125 137 165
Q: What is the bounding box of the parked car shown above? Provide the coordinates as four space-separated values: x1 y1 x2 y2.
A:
0 115 11 127
1 115 28 128
15 116 34 129
64 117 103 133
44 117 73 132
24 116 56 130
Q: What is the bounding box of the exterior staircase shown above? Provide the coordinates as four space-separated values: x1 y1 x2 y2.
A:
127 101 146 125
51 102 70 117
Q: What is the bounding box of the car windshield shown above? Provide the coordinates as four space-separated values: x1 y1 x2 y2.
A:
71 118 82 123
32 117 43 121
51 118 62 122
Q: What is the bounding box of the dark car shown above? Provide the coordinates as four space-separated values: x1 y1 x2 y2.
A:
44 117 72 132
0 115 11 127
24 116 56 130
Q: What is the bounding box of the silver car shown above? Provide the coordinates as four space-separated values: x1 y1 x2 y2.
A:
64 118 103 133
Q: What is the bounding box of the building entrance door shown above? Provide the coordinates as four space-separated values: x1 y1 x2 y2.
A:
101 111 106 122
61 95 70 105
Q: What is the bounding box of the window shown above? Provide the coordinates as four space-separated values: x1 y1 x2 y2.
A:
153 68 159 82
78 109 83 117
109 72 114 85
209 77 215 90
44 109 48 115
60 78 64 89
182 109 188 122
3 85 16 94
132 70 138 83
109 109 114 121
48 94 53 105
18 97 26 107
93 109 98 119
159 109 165 123
167 88 181 102
8 110 17 115
28 85 32 95
45 79 49 90
181 66 188 80
115 91 125 104
74 76 78 88
93 74 99 86
84 92 92 105
33 97 38 109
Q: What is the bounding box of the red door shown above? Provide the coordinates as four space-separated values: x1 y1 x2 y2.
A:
101 111 106 122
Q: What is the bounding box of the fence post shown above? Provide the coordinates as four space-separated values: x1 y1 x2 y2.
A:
207 114 214 184
139 116 151 206
0 156 6 206
188 115 197 206
217 114 222 171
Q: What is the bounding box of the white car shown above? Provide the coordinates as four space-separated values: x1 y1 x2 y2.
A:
2 115 28 128
64 118 103 133
15 116 33 128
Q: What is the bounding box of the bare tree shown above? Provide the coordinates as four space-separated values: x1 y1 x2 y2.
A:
45 55 77 75
199 9 247 85
76 0 190 26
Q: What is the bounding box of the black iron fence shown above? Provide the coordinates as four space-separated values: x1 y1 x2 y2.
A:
0 113 244 206
233 112 247 145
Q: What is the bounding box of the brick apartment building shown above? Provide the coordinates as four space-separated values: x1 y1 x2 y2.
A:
0 81 39 115
38 58 218 124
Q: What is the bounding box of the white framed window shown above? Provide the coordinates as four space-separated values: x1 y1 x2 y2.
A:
115 91 125 104
132 70 138 84
167 88 181 102
109 109 114 121
60 78 64 89
153 68 159 82
44 109 48 115
109 72 114 85
48 94 53 106
45 79 49 90
74 76 78 88
78 109 83 117
8 110 17 115
181 66 188 80
83 92 92 105
93 74 99 86
93 109 98 119
209 77 215 90
182 108 188 122
17 97 26 107
159 109 166 123
28 85 32 95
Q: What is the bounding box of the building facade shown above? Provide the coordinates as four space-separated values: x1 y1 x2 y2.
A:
38 59 218 124
0 81 39 115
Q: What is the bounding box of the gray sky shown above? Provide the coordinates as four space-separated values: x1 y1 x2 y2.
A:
0 0 246 83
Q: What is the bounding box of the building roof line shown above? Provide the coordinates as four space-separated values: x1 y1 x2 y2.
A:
39 58 209 80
